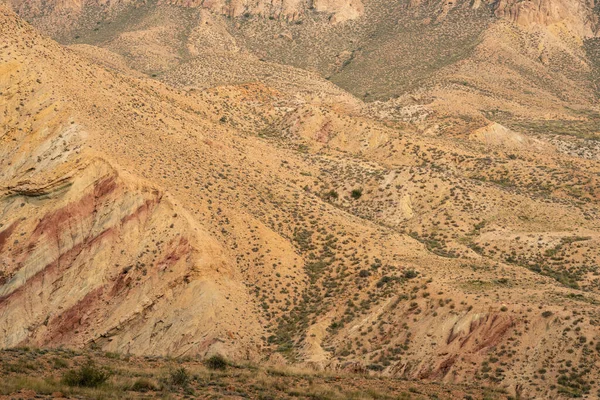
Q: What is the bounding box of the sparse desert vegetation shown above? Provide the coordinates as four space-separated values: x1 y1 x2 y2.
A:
0 348 505 399
1 0 600 399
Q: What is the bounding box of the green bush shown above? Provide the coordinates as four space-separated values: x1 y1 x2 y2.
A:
351 189 363 199
62 361 110 387
205 354 228 370
403 269 418 279
327 190 339 200
168 367 190 387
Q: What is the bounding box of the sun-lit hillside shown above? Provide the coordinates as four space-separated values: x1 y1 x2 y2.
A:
1 0 600 398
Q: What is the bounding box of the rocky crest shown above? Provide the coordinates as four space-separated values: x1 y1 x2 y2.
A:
494 0 599 37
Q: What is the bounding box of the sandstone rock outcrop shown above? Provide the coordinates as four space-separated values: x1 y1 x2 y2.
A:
494 0 599 38
0 5 262 359
8 0 364 27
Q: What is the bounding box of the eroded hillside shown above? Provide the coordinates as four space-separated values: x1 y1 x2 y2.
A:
7 0 597 151
0 0 600 398
3 4 600 398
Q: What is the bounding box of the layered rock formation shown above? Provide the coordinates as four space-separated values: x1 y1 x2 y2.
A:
0 6 262 358
494 0 599 37
2 2 600 399
8 0 363 31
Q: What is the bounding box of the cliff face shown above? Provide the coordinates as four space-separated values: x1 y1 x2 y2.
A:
0 160 257 356
7 0 363 25
166 0 364 22
7 0 598 34
0 6 262 359
494 0 599 37
403 0 599 37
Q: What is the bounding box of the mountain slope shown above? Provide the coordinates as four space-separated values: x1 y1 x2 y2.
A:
9 0 598 136
0 6 263 358
2 3 600 399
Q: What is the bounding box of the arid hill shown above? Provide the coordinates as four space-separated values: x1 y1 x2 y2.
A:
8 0 600 134
2 1 600 399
